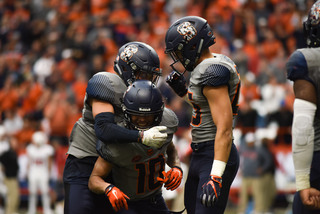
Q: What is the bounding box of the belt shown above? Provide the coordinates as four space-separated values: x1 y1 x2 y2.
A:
191 141 214 151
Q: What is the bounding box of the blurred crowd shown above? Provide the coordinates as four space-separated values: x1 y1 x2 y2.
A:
0 0 314 212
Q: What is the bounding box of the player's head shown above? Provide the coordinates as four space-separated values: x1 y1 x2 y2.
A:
32 131 48 146
114 42 162 86
165 16 215 72
304 0 320 47
122 80 164 130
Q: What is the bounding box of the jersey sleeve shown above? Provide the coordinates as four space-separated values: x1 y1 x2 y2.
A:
200 64 230 87
160 108 179 135
86 72 117 103
286 50 309 82
96 140 114 163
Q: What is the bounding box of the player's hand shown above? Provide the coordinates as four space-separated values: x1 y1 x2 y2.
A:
157 166 183 191
166 71 187 97
200 175 222 207
300 188 320 209
140 126 167 148
105 184 130 212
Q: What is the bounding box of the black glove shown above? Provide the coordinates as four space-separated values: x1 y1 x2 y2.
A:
166 71 187 97
200 175 222 207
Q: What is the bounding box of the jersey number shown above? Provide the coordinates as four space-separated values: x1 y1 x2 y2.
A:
135 154 165 194
188 92 201 126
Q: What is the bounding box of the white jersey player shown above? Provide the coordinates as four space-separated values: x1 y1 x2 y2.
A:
26 131 54 214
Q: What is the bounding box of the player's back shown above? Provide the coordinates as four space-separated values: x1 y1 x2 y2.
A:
67 72 127 158
287 47 320 151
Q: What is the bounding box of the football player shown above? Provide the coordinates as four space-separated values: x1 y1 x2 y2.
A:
63 42 168 214
27 131 54 214
286 1 320 212
165 16 240 214
88 80 183 214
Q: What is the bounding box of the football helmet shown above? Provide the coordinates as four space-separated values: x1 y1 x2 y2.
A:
165 16 215 71
304 0 320 47
32 131 48 146
122 80 164 130
114 42 162 86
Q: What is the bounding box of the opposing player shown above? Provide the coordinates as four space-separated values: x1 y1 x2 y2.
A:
26 131 54 214
63 42 168 214
164 16 240 214
286 1 320 212
88 80 183 213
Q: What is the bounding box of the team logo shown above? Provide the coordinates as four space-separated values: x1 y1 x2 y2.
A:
120 44 138 62
310 2 320 25
177 22 197 41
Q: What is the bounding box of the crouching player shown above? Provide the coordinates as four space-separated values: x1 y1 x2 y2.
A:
89 80 183 213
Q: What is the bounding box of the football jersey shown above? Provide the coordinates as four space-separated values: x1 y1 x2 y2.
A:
26 144 54 174
187 53 241 143
97 107 178 201
286 47 320 152
67 72 127 158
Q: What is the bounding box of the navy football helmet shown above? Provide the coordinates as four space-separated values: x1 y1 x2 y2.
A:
304 0 320 47
122 80 164 130
165 16 215 71
114 42 162 86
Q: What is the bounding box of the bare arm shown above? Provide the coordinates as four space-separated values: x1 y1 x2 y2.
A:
91 99 114 117
166 142 181 168
293 79 317 104
88 156 113 194
203 85 233 164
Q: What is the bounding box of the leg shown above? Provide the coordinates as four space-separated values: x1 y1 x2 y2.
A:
237 178 250 213
28 175 38 214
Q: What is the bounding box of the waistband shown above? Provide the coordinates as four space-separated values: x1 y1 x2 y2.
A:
191 141 214 151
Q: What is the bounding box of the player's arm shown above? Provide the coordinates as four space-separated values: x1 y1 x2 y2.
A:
92 99 167 148
292 79 320 208
88 156 113 194
200 85 232 207
203 85 232 173
89 156 130 212
157 142 183 190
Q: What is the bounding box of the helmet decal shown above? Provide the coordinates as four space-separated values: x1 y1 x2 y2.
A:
310 1 320 25
120 44 138 62
177 22 197 42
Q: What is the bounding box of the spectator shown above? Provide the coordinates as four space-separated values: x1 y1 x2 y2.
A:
0 133 20 214
238 132 275 214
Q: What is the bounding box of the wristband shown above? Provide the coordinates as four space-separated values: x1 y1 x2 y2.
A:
105 184 115 195
138 131 144 143
172 166 183 175
210 160 226 177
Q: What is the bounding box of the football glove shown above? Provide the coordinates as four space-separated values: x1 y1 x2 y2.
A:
157 166 183 191
166 71 188 97
140 126 168 148
105 184 130 212
200 175 222 207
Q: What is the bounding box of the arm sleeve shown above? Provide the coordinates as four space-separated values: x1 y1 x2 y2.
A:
94 112 140 144
292 98 316 191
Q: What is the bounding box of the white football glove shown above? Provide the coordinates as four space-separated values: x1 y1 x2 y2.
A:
140 126 168 148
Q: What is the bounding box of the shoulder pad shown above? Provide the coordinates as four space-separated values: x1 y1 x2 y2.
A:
200 64 230 87
286 50 309 81
86 72 125 103
160 108 178 135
